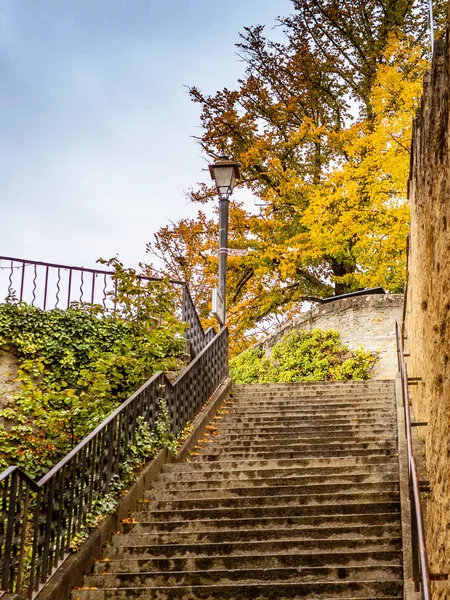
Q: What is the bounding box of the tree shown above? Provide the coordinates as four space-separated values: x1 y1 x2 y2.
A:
147 1 436 352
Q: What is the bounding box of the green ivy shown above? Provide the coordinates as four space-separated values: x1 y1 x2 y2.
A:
230 329 377 384
70 400 192 552
0 259 187 478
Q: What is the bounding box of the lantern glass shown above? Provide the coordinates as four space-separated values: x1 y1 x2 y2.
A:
209 156 240 198
213 165 236 196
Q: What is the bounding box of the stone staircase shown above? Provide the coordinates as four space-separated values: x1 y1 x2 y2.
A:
72 380 404 599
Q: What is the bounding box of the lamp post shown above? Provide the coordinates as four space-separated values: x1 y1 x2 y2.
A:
209 156 241 326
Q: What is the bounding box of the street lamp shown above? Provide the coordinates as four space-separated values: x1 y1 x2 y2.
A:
209 156 241 326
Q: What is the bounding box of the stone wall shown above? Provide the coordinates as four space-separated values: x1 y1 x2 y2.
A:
0 346 21 430
404 32 450 599
257 294 403 379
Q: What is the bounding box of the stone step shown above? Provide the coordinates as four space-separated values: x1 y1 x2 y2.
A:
111 523 401 547
229 395 394 404
229 391 394 400
233 379 393 390
133 501 400 523
161 462 399 482
224 406 395 417
217 427 397 441
122 512 401 536
85 565 403 588
212 424 397 436
216 415 397 426
157 472 399 492
195 446 397 461
104 536 402 560
93 548 402 574
230 389 393 397
232 383 394 393
164 455 398 474
216 421 397 433
72 581 403 599
204 437 396 451
151 481 399 501
228 401 395 411
229 398 395 407
141 491 400 513
215 418 396 429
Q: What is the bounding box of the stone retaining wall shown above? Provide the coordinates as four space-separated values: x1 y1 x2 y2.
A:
257 294 403 380
403 31 450 600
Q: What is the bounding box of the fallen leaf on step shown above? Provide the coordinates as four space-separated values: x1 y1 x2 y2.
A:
79 587 98 590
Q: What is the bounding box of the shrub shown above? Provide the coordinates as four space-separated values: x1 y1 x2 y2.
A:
230 329 376 384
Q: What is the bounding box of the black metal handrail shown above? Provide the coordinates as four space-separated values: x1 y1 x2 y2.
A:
395 321 431 599
0 327 228 598
0 255 212 357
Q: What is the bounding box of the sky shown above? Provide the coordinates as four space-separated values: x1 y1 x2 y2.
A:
0 0 292 271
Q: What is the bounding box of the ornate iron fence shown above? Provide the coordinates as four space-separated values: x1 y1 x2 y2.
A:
0 327 228 598
0 255 212 357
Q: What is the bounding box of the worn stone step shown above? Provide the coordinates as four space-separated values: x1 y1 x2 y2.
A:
105 536 402 560
230 398 394 407
229 394 394 402
71 579 403 599
123 512 401 536
195 447 397 461
233 380 394 387
229 396 394 406
230 389 393 396
216 420 397 431
111 523 401 547
93 548 402 574
133 501 400 522
141 491 400 513
215 421 397 431
230 392 394 401
224 408 395 418
228 401 394 409
217 411 395 427
199 437 397 448
161 462 399 482
217 427 397 442
157 472 399 492
164 456 398 474
85 564 403 588
204 437 396 451
151 481 399 501
232 383 394 394
216 420 397 433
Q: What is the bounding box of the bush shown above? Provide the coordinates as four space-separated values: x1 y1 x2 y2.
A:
230 329 376 384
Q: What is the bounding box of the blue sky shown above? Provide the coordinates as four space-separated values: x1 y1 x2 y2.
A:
0 0 292 269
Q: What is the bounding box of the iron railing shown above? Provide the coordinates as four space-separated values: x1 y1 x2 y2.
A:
0 255 212 357
0 327 228 598
395 321 431 600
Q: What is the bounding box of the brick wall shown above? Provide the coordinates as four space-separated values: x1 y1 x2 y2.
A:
257 294 403 380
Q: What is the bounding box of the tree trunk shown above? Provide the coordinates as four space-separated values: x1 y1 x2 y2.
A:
329 258 356 296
